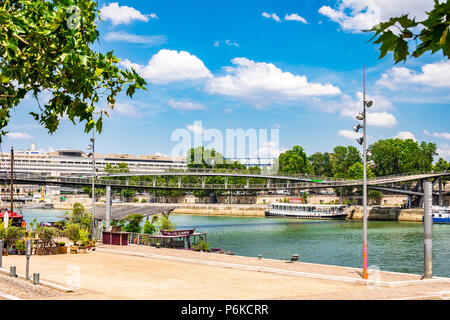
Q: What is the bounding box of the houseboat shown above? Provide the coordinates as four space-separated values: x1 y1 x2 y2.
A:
265 203 348 220
422 206 450 224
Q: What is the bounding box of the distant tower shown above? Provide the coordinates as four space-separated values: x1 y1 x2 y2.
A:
31 142 36 151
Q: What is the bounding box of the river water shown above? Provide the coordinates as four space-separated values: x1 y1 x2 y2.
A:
20 209 450 277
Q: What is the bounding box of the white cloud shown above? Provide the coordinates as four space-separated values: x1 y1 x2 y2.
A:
206 57 341 105
100 2 156 25
113 102 143 118
6 132 33 139
437 143 450 161
120 49 212 84
395 131 416 141
338 129 361 140
318 0 435 33
284 13 308 24
168 99 206 111
186 123 205 134
424 130 450 140
366 111 398 127
225 40 239 47
377 61 450 90
262 12 281 22
334 92 397 127
104 32 166 45
214 40 240 47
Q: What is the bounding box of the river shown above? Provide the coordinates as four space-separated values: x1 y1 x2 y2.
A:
20 209 450 277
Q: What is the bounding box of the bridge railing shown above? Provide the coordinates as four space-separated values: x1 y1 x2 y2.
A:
1 170 448 190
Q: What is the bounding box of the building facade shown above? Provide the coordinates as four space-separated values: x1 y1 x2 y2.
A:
0 143 187 176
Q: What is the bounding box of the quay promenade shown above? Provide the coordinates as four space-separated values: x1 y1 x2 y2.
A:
1 244 449 300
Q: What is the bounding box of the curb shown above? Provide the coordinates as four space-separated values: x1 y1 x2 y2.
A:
0 267 73 293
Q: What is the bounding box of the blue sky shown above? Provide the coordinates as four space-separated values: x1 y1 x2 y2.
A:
4 0 450 160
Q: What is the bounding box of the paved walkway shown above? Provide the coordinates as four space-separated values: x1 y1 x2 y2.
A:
2 245 449 300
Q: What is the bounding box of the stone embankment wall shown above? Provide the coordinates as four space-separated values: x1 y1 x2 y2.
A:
172 204 267 217
345 206 423 222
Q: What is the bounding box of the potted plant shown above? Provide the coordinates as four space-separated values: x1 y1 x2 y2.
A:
15 240 26 255
57 242 67 254
64 224 81 254
192 239 210 252
78 228 90 253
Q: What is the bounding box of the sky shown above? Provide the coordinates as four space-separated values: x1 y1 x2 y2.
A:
4 0 450 161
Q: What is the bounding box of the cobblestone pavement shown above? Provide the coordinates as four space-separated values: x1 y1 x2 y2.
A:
0 273 65 300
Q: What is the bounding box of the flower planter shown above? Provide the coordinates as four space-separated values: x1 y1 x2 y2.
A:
70 246 78 254
58 246 67 254
79 246 86 254
2 248 8 256
17 249 26 255
8 249 17 255
89 240 96 247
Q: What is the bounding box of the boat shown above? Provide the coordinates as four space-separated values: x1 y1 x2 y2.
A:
265 203 348 220
422 206 450 224
0 208 24 227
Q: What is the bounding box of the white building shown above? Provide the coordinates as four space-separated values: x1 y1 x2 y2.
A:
0 143 187 176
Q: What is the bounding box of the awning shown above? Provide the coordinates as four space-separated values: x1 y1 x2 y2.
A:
0 210 23 219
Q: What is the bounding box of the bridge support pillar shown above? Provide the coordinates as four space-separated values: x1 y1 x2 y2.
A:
439 177 443 206
246 177 249 189
202 177 205 189
105 185 111 231
339 187 342 205
152 176 156 188
178 176 181 188
224 177 228 189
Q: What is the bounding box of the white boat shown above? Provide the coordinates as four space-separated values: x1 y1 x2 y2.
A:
422 206 450 224
265 203 348 220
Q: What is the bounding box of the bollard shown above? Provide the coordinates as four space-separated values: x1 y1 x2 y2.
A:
10 266 16 277
0 239 3 268
26 240 31 280
156 242 161 248
258 255 262 260
33 273 39 285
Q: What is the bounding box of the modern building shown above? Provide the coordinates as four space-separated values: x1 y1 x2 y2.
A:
0 143 187 176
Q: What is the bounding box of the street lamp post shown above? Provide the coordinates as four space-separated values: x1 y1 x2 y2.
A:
354 65 373 280
88 133 95 230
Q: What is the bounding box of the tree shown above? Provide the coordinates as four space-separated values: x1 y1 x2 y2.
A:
0 0 146 140
120 213 144 233
278 145 311 174
434 157 449 171
368 0 450 63
309 152 333 177
331 146 362 178
369 138 437 175
121 189 136 202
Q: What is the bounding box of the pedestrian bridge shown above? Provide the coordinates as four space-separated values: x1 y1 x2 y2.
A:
1 170 448 195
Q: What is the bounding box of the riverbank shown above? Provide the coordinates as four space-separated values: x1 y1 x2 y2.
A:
2 244 449 300
50 202 426 222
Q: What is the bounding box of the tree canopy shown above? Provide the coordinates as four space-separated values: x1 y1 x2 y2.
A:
331 146 362 178
369 138 437 176
368 0 450 63
0 0 146 140
278 145 311 175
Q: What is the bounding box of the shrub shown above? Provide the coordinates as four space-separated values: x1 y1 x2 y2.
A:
64 224 81 246
37 226 60 241
192 239 210 252
120 213 144 233
143 221 156 235
79 228 90 247
133 197 139 203
15 239 25 250
4 226 24 247
157 214 177 231
140 198 147 203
